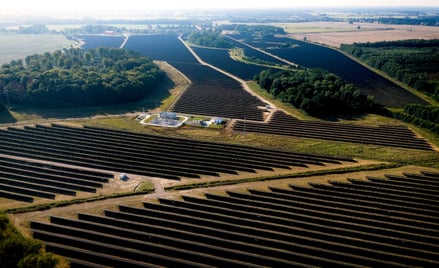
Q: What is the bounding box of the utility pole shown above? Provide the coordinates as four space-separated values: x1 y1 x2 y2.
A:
244 115 246 135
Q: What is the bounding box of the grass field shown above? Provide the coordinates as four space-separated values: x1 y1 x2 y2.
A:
0 34 77 64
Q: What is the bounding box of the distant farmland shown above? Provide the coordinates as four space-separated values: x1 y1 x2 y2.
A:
0 34 76 64
285 22 439 48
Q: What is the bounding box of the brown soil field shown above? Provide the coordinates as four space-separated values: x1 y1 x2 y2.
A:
286 22 439 47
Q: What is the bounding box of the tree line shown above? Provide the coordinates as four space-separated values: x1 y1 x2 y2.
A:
348 17 439 26
187 31 233 48
392 104 439 134
341 39 439 132
217 24 286 38
255 69 378 116
0 47 165 108
340 39 439 101
187 25 286 49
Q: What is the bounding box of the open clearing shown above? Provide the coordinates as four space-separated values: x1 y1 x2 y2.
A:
283 22 439 47
0 34 77 64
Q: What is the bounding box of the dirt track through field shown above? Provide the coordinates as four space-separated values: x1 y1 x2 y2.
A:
178 35 278 122
225 35 299 67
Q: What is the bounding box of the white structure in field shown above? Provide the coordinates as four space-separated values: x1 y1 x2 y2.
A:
159 112 178 120
210 117 225 125
139 112 189 128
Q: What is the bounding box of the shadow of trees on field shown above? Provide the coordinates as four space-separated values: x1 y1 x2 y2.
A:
0 109 17 124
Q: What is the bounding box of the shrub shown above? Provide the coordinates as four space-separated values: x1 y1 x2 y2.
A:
0 214 59 268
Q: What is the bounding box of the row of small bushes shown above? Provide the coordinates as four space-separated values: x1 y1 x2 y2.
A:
392 104 439 134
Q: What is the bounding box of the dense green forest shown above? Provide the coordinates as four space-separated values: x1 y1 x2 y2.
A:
68 25 123 35
0 47 165 108
218 24 286 38
255 69 377 116
340 39 439 101
187 25 286 48
187 31 233 48
341 39 439 132
0 214 59 268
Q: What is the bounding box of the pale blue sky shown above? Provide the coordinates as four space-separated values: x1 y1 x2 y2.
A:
2 0 438 14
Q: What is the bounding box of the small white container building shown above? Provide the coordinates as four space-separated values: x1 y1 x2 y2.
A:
211 117 225 125
160 112 178 120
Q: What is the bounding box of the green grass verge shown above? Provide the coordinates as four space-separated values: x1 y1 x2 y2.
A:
3 163 399 215
135 181 155 192
166 163 401 191
4 189 155 214
71 116 439 169
229 48 288 70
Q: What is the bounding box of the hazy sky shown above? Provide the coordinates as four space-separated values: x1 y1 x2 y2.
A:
2 0 438 15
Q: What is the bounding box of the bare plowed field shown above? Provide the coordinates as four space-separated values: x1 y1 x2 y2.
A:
287 22 439 48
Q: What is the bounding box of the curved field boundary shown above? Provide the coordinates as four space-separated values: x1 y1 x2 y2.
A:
31 171 439 267
233 111 433 151
0 124 355 181
77 35 126 50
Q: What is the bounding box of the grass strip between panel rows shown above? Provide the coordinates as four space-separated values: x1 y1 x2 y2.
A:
165 163 401 191
4 163 399 215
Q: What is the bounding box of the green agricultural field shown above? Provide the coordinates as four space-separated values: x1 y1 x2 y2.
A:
0 34 77 64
